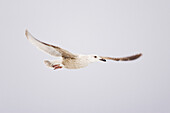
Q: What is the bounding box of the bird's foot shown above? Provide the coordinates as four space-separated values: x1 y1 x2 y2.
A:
52 64 62 70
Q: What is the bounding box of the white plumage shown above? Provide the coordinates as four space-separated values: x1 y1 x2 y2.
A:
25 30 142 70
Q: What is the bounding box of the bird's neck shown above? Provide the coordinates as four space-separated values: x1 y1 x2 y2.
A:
78 54 94 63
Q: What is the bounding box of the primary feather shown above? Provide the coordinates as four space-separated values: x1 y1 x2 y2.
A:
25 30 76 58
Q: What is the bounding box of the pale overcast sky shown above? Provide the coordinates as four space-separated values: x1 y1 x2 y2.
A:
0 0 170 113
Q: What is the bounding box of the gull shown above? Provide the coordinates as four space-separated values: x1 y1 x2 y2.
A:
25 30 142 70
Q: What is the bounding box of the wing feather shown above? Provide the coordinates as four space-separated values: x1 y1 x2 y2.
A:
100 53 142 61
25 30 76 58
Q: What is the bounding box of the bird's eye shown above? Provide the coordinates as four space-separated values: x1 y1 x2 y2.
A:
94 56 97 58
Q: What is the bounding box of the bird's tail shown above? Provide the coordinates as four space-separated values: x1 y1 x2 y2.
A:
44 59 63 68
44 60 53 67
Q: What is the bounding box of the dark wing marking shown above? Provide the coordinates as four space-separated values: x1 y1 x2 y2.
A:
100 53 142 61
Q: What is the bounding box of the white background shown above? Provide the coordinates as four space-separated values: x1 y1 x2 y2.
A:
0 0 170 113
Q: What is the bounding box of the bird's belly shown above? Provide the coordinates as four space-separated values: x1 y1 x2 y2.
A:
62 59 89 69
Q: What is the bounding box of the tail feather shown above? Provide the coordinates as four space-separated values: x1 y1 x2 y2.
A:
44 60 53 67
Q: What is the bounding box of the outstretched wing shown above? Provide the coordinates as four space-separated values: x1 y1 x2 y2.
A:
25 30 77 58
100 53 142 61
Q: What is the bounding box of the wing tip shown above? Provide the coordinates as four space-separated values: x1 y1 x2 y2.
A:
25 29 29 39
128 53 142 61
25 29 32 40
136 53 142 58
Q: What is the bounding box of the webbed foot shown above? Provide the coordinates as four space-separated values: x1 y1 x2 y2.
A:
52 64 62 70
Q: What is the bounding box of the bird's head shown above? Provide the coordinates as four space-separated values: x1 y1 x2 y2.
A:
87 54 106 63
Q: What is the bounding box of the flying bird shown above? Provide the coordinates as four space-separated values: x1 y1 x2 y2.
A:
25 30 142 70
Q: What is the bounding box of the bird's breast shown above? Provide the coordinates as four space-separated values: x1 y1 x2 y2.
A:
62 57 89 69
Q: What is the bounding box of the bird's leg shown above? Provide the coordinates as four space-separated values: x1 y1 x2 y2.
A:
52 64 62 70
